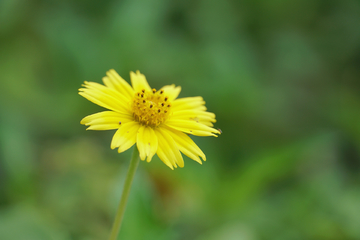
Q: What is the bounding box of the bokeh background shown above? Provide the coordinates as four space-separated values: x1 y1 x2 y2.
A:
1 0 360 239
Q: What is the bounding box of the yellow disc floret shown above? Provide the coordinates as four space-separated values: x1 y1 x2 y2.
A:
132 88 171 127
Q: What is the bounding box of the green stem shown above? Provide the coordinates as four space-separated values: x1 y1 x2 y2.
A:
108 146 140 240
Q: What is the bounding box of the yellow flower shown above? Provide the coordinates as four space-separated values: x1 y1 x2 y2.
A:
79 70 220 169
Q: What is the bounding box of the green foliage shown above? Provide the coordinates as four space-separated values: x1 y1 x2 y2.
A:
1 0 360 239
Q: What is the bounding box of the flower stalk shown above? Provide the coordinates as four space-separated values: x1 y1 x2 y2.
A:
108 146 140 240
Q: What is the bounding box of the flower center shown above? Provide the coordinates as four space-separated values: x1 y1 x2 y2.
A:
132 88 171 127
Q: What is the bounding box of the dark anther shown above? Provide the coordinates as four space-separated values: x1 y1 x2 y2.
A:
161 103 164 107
119 121 122 125
141 94 144 98
164 110 167 113
160 90 164 94
167 104 171 107
143 100 146 103
152 88 156 93
150 104 153 108
158 109 161 113
142 89 145 93
164 97 168 101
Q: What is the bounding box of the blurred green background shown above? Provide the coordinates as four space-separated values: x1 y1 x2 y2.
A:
1 0 360 239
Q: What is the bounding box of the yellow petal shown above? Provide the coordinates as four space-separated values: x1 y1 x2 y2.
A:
172 110 216 121
165 126 206 164
136 126 159 162
130 70 152 93
102 69 134 100
81 111 133 127
160 84 181 101
86 124 121 130
171 110 216 127
136 125 147 160
165 119 220 137
156 147 174 170
144 127 158 162
170 110 216 127
79 82 131 113
111 121 140 153
172 97 207 111
82 81 131 109
155 127 184 168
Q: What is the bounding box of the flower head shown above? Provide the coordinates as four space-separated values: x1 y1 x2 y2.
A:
79 70 220 169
